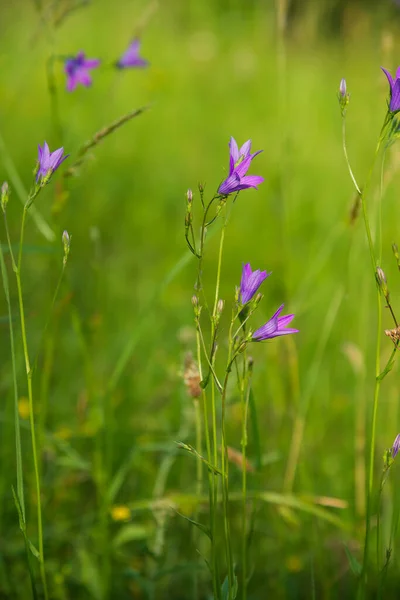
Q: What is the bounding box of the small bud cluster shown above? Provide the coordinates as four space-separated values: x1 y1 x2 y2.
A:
1 181 9 213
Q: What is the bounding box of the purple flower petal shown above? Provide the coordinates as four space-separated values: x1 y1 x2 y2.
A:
219 137 264 196
239 140 252 158
382 66 394 86
391 78 400 111
252 304 298 341
240 262 270 304
65 51 100 91
239 175 264 189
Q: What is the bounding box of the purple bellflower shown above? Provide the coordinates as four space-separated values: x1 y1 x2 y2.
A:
381 66 400 112
218 137 264 195
117 39 148 68
65 52 100 92
252 304 298 341
240 263 270 305
36 142 68 182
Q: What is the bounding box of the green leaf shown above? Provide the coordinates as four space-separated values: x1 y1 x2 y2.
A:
112 524 151 549
344 544 362 576
174 510 212 540
176 441 222 475
221 574 238 600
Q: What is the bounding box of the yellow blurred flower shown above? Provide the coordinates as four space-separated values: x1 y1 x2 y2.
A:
111 505 131 522
54 426 73 440
286 555 303 572
18 397 30 420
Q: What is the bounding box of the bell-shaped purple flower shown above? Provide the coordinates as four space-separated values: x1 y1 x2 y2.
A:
218 137 264 195
65 52 100 92
252 304 298 341
36 142 68 182
116 39 148 69
382 66 400 112
240 263 270 305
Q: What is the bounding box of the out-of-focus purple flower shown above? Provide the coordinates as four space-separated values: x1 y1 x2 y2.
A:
381 66 400 112
116 39 148 69
240 263 270 305
65 52 100 92
252 304 298 341
392 433 400 458
36 142 68 182
218 137 264 195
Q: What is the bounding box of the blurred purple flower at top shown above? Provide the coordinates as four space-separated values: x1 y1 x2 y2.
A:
381 66 400 112
65 51 100 92
218 137 264 195
36 142 68 182
252 304 298 341
240 263 270 305
117 39 148 69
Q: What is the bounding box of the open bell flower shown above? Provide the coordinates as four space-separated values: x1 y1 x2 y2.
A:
65 51 100 92
116 39 148 69
252 304 298 341
36 142 68 183
382 66 400 112
240 263 270 305
218 137 264 195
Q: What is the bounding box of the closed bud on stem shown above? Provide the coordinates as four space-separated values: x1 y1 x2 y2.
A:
217 299 224 315
338 78 350 113
393 243 400 270
255 293 263 305
192 295 201 317
187 189 193 204
1 181 9 212
376 266 389 301
392 433 400 459
62 230 70 265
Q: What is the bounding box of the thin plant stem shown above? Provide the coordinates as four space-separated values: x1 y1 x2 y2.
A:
15 204 48 600
240 351 251 600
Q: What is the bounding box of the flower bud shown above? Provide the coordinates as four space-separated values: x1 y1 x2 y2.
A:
338 78 350 113
392 433 400 459
217 299 224 315
1 181 9 212
62 230 70 265
376 266 389 301
187 189 193 204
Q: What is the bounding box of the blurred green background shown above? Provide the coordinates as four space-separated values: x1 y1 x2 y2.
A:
2 0 400 597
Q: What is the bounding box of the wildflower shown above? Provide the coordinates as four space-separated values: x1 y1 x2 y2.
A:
36 142 68 183
218 137 264 195
381 66 400 112
252 304 298 341
116 39 148 69
1 181 9 212
338 78 349 113
65 51 100 92
240 262 270 305
339 78 347 98
392 433 400 458
111 505 131 521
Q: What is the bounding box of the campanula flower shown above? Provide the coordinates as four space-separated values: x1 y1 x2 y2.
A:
116 39 148 68
36 142 68 182
252 304 298 341
65 52 100 92
218 137 264 195
381 66 400 112
240 263 270 305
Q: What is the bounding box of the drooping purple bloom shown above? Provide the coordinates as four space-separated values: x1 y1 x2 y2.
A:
240 263 270 305
65 52 100 92
392 433 400 458
252 304 298 341
36 142 68 182
116 39 148 69
218 137 264 195
381 66 400 112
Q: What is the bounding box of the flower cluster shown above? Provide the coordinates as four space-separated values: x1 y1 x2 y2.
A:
64 39 148 92
239 263 298 341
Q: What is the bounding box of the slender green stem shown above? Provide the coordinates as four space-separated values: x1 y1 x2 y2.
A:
15 205 48 600
240 351 251 600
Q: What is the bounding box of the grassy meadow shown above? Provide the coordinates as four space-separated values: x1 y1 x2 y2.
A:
2 1 400 598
